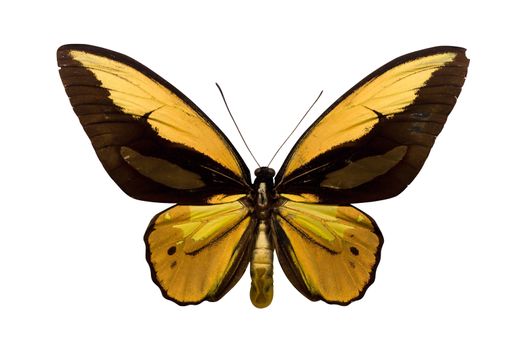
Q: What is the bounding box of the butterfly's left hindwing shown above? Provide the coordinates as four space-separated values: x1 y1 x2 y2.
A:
145 200 255 304
57 44 251 204
272 200 382 304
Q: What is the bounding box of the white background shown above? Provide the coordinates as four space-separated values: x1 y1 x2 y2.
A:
2 1 524 349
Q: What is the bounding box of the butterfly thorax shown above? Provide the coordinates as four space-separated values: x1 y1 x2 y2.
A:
250 167 276 308
253 167 276 219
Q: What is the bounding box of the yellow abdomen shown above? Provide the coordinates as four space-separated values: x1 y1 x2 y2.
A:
250 220 274 308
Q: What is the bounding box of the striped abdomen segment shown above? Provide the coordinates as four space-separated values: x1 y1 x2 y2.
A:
250 219 274 308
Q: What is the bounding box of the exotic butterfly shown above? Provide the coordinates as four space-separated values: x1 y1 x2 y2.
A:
57 45 468 308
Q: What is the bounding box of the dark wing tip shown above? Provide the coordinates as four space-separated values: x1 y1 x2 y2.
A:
385 45 469 69
57 44 98 63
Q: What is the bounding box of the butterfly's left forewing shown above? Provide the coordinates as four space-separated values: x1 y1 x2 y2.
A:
276 47 469 204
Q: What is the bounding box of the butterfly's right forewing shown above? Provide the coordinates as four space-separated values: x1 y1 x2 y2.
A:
57 44 251 204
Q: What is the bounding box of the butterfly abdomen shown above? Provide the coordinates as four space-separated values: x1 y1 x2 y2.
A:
250 219 274 308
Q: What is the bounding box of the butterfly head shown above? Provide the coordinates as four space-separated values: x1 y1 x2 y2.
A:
254 167 275 181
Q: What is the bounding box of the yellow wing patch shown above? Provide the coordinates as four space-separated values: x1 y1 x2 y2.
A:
146 201 254 304
274 200 382 304
282 52 458 177
279 193 320 203
206 194 247 204
67 49 244 178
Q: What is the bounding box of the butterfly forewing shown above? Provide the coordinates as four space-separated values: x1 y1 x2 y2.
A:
275 46 469 204
57 44 251 204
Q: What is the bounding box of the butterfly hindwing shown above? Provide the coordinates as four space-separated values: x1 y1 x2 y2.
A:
145 200 255 304
57 44 251 204
272 200 382 304
276 46 469 204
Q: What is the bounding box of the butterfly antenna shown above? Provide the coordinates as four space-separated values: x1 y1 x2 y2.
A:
216 83 261 168
267 90 323 167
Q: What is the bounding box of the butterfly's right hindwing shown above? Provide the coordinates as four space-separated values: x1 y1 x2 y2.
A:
145 200 255 304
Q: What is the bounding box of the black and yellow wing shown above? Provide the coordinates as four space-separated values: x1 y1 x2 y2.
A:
57 44 251 204
273 47 469 304
57 45 255 305
145 200 255 304
273 200 382 304
276 46 469 204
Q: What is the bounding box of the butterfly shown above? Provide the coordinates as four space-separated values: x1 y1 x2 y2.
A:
57 44 468 308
